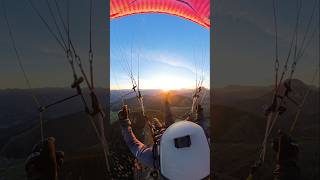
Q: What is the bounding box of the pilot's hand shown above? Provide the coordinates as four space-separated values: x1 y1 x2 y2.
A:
118 105 131 127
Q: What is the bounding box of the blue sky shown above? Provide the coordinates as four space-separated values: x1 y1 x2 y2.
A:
110 14 210 90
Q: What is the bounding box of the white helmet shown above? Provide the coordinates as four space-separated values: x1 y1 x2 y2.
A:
159 121 210 180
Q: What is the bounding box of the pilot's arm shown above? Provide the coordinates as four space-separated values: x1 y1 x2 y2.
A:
118 105 156 168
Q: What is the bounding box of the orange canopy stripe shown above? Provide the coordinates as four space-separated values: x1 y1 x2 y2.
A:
110 0 210 29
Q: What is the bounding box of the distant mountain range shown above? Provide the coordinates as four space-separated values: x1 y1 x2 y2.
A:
1 112 99 158
213 79 318 143
0 88 198 158
0 88 207 128
212 79 319 180
0 79 318 179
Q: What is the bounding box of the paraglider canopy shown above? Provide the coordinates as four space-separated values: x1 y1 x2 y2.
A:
110 0 210 29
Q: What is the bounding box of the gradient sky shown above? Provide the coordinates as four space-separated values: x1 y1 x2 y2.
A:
0 0 107 89
110 14 210 90
214 0 319 87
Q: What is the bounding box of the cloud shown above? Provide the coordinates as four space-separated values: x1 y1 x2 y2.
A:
110 48 210 89
143 51 195 72
111 48 209 75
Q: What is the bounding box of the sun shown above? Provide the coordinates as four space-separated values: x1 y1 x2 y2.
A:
161 85 173 92
149 75 193 91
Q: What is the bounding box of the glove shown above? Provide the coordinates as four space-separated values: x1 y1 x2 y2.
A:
118 105 131 127
25 137 64 180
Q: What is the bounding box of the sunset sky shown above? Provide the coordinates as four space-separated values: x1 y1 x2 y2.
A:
1 0 318 89
110 14 210 90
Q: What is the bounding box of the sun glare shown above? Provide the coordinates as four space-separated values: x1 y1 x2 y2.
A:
110 74 208 91
161 86 172 92
154 75 190 91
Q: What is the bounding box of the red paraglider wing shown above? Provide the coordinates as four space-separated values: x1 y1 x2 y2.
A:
110 0 210 29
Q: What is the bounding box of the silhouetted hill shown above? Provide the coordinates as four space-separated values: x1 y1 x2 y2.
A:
212 80 319 141
0 88 110 149
212 105 265 142
213 85 273 106
0 106 165 159
0 121 36 148
234 79 319 116
0 111 101 158
0 88 109 128
211 79 319 180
